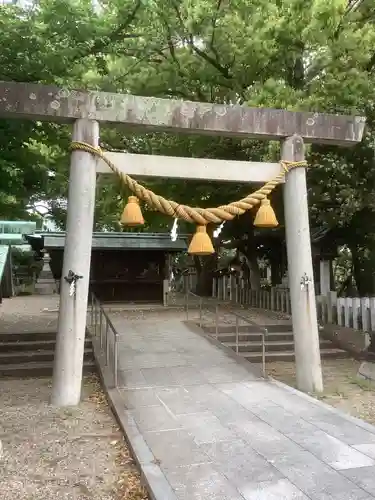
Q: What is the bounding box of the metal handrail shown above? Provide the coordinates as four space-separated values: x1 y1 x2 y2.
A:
185 290 268 378
185 290 224 325
90 293 119 387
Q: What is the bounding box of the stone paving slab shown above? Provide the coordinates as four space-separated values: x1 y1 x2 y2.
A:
109 311 375 499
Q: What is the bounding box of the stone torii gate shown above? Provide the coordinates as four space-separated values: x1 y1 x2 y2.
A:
0 81 365 406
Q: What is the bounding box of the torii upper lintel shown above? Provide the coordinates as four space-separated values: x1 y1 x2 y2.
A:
0 81 365 146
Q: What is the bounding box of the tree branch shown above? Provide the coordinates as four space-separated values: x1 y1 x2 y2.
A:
189 41 232 80
366 52 375 71
209 0 223 62
91 0 143 55
170 0 233 81
72 0 144 75
157 14 207 101
345 0 365 15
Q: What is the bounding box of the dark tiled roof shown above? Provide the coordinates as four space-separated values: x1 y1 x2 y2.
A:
26 232 188 251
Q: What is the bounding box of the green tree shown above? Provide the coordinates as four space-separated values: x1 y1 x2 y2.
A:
2 0 375 295
0 0 144 219
96 0 375 293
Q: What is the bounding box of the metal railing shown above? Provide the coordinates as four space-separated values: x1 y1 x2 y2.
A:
90 293 119 387
185 289 204 326
185 290 268 378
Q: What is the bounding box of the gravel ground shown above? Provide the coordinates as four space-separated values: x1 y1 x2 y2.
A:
0 296 148 500
0 295 60 333
265 358 375 425
0 375 148 500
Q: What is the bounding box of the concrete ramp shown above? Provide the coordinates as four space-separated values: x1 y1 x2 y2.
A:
94 309 375 500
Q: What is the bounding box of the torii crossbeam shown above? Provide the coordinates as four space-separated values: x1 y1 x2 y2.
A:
0 81 365 405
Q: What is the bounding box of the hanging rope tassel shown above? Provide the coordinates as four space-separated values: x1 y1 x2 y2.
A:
253 197 278 228
188 226 215 255
70 141 307 226
69 142 307 247
121 196 144 226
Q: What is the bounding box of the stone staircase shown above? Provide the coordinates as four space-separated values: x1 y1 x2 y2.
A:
202 324 349 362
0 331 96 378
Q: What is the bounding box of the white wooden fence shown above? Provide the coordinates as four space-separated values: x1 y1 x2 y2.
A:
212 275 375 332
319 295 375 332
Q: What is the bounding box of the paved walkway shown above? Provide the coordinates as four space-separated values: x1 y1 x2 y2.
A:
108 310 375 500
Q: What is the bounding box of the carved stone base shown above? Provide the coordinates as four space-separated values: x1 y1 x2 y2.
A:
358 361 375 382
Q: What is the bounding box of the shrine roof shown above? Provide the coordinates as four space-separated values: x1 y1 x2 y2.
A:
26 232 187 252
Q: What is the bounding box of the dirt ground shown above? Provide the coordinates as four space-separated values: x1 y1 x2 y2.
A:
265 358 375 425
0 375 148 500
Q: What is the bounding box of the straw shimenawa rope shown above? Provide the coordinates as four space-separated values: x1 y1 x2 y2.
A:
70 141 307 225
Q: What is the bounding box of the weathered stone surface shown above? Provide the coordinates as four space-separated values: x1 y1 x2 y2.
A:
342 466 375 496
96 152 283 183
321 323 369 359
358 361 375 382
0 81 366 145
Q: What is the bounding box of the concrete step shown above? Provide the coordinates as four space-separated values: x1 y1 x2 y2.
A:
0 349 94 365
0 338 92 352
204 323 292 334
0 332 58 342
223 339 333 353
0 331 96 378
0 360 96 378
215 332 294 343
241 348 350 363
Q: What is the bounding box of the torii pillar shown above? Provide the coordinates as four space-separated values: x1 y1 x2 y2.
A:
0 81 365 405
51 119 99 406
282 135 323 392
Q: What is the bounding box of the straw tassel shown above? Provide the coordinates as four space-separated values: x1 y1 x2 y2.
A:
253 197 278 228
188 226 215 255
120 196 144 226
